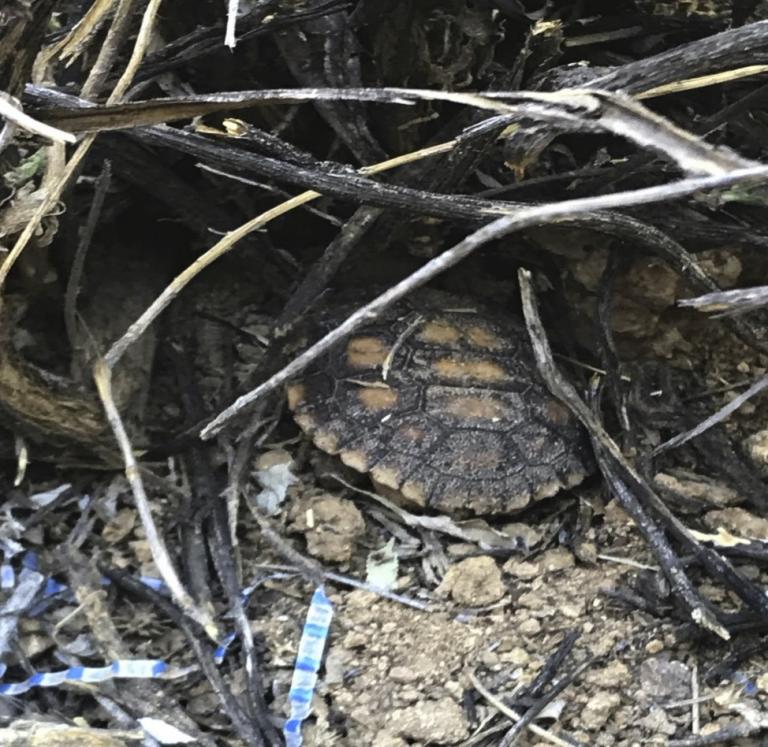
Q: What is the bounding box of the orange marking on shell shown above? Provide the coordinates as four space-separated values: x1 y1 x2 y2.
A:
294 413 316 433
442 394 509 421
346 336 389 367
286 383 306 410
371 464 401 490
546 399 571 426
313 429 339 453
465 324 503 349
458 446 501 470
417 320 461 344
358 386 399 411
433 357 508 382
340 449 368 472
401 479 427 506
398 424 426 443
532 478 563 501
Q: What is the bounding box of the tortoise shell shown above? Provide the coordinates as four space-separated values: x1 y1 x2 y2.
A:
287 290 590 514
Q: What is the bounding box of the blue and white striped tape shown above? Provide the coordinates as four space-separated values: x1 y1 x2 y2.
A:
0 659 170 696
1 551 334 745
283 586 334 747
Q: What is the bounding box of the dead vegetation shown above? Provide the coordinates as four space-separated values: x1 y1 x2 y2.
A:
3 1 768 745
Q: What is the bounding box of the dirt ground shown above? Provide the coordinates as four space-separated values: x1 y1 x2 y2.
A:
22 249 763 746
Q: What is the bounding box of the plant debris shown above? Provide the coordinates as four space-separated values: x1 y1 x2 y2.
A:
4 2 768 745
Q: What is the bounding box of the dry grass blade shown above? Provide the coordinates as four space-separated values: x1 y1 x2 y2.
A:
467 671 576 747
34 0 117 74
679 285 768 316
637 64 768 100
653 374 768 456
93 360 219 639
0 93 75 143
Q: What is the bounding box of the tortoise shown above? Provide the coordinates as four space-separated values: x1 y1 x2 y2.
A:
287 290 591 514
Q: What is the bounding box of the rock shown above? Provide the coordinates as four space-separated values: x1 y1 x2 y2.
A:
697 248 742 288
581 692 621 730
745 429 768 477
638 656 690 703
574 540 598 564
503 558 539 580
539 547 575 572
585 661 630 689
505 646 530 666
503 547 574 580
559 600 585 618
389 666 419 684
645 639 664 655
289 494 365 562
654 472 741 507
517 590 546 610
436 556 506 606
390 697 469 743
603 499 631 526
372 732 409 747
703 507 768 541
500 522 543 550
519 618 542 635
639 706 677 737
700 718 734 737
324 645 353 686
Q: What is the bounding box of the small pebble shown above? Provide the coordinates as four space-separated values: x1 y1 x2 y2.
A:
519 618 541 635
390 697 469 744
436 556 506 606
581 692 620 730
645 639 664 655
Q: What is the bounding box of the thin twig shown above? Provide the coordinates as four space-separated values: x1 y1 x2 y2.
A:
64 160 112 355
597 554 660 572
32 87 761 176
323 571 430 611
653 374 768 456
0 92 75 143
467 671 580 747
692 663 700 735
637 64 768 100
108 0 164 102
518 268 730 639
679 285 768 316
80 0 139 99
93 360 218 639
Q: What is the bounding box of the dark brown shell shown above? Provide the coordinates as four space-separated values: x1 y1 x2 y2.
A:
287 290 590 514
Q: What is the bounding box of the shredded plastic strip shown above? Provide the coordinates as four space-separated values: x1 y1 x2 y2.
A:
1 540 24 590
0 553 309 700
0 564 13 590
0 659 169 696
283 586 333 747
